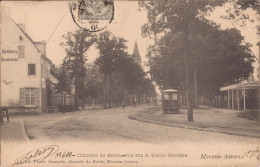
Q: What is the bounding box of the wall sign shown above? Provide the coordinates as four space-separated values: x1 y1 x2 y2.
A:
1 58 19 62
2 50 18 54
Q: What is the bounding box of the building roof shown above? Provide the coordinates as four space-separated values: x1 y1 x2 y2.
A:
133 41 140 57
257 41 260 46
163 89 178 93
220 80 260 91
12 19 53 65
12 18 41 53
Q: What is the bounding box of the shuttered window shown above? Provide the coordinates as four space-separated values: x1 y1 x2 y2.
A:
20 88 40 106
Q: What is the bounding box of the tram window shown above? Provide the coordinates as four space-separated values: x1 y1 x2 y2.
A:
163 93 170 100
172 94 177 100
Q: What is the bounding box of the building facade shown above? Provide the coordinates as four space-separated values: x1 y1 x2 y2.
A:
1 6 53 113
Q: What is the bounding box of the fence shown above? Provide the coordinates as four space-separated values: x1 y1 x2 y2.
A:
49 94 75 107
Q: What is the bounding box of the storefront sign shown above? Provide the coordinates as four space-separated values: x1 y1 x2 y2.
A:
2 50 18 54
1 58 19 62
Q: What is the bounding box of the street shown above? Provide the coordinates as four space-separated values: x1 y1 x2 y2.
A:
11 105 259 144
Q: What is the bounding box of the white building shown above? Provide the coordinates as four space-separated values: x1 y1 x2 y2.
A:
1 6 55 113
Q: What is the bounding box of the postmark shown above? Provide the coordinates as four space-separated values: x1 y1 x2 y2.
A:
70 0 114 32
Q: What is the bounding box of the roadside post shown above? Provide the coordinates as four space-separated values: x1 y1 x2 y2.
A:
62 91 67 113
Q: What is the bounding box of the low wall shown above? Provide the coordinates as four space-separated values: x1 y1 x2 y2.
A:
6 107 41 115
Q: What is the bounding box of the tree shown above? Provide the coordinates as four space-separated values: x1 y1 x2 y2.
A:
95 31 128 108
84 63 103 105
55 63 72 94
95 31 156 107
139 0 228 121
60 29 96 110
198 28 254 96
140 0 255 120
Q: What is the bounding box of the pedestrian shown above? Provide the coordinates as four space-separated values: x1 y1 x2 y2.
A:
122 101 126 109
153 98 157 105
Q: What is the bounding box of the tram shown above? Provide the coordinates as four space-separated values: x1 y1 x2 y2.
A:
162 89 179 113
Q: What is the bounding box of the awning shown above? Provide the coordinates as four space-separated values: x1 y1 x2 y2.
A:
220 80 260 91
220 80 260 111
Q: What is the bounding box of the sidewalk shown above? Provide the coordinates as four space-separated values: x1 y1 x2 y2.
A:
129 105 260 138
0 121 29 142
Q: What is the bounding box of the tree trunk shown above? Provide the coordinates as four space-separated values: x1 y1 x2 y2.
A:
103 74 107 108
184 27 194 122
194 66 198 108
258 88 260 121
81 76 84 109
108 73 111 108
89 96 91 106
101 74 104 107
122 83 124 103
74 76 78 110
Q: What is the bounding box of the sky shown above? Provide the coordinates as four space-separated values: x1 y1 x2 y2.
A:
2 1 152 66
2 1 260 78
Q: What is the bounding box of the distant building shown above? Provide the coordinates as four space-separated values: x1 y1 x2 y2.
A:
132 41 141 66
1 6 56 113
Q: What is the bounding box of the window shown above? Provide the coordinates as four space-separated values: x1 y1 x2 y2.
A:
163 93 177 100
18 46 25 58
25 88 35 105
172 94 177 100
28 64 36 75
163 93 170 100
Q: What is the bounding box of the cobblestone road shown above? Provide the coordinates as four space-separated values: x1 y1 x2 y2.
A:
12 105 260 144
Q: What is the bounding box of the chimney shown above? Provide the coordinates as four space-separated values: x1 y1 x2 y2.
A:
17 23 26 32
34 40 46 55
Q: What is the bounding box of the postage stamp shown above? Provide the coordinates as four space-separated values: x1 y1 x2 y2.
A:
70 0 114 32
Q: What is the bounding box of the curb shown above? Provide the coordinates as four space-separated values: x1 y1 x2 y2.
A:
19 121 31 143
128 115 260 139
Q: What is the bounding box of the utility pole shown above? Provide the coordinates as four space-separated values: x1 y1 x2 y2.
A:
257 42 260 121
194 65 198 108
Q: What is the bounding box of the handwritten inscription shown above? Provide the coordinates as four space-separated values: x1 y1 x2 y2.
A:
14 146 260 166
13 145 59 165
200 146 260 161
241 146 260 161
12 145 260 166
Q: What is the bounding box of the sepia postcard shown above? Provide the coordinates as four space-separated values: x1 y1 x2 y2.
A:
0 0 260 166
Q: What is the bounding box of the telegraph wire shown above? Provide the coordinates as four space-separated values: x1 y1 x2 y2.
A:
46 14 66 44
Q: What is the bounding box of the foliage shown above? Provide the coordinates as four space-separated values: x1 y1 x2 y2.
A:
60 29 96 79
59 29 156 108
55 63 72 93
60 29 96 109
95 31 156 107
139 0 226 38
222 0 260 35
95 31 127 75
197 28 254 95
139 0 255 121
